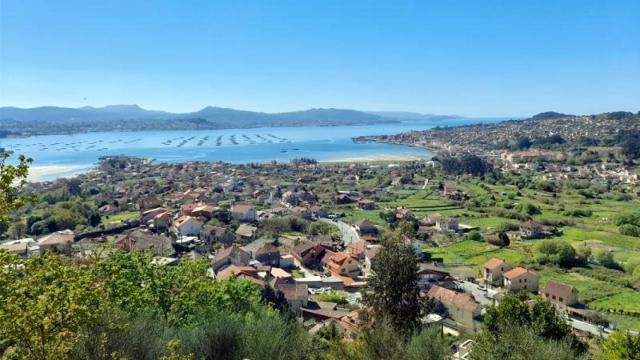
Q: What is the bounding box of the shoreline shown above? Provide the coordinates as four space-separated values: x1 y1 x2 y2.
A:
319 153 433 163
25 152 432 182
28 165 91 182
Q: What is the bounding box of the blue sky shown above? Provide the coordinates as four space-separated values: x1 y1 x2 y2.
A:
1 0 638 117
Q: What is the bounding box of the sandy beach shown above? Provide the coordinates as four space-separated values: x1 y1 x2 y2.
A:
28 165 89 182
320 153 432 163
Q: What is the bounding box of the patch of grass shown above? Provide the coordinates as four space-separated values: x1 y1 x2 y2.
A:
101 211 139 224
590 291 640 315
313 291 349 305
558 227 640 251
605 313 640 332
291 268 305 279
341 210 386 226
461 216 516 231
424 240 526 266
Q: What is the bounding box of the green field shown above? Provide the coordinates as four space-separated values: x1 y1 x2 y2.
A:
590 291 640 314
424 240 528 266
101 211 139 224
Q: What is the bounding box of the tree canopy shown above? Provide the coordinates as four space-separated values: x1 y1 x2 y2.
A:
0 151 32 226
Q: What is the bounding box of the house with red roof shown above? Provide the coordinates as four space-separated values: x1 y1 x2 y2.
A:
482 258 513 286
542 281 579 307
325 252 361 278
292 241 326 268
428 285 482 331
503 267 539 293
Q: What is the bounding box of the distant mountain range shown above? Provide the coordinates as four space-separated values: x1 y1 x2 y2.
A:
0 105 458 123
0 105 458 137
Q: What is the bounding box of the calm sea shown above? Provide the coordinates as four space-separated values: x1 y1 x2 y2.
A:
1 118 507 179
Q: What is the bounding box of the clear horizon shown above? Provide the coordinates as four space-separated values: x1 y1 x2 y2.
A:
1 0 639 117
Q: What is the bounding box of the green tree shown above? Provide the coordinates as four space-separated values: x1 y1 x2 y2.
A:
0 152 32 226
323 322 446 360
466 230 484 242
596 250 618 269
94 250 261 324
472 324 585 360
0 253 106 360
477 295 586 356
535 239 578 267
363 233 421 333
598 331 640 360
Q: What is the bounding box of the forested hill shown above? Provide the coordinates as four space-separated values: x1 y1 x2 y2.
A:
0 105 454 137
356 111 640 151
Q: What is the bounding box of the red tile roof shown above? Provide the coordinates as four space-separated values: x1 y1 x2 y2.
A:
428 285 478 312
503 267 533 279
483 258 506 270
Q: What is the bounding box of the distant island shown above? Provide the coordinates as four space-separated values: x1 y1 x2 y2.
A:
0 105 457 137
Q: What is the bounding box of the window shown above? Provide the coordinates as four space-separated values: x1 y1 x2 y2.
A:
559 297 564 302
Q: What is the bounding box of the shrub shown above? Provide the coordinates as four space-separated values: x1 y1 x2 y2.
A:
620 224 640 237
517 203 542 216
466 231 483 242
534 240 577 267
486 232 510 247
563 209 592 218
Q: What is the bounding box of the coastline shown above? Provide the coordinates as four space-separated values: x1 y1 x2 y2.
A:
28 165 90 182
320 153 432 163
25 152 433 182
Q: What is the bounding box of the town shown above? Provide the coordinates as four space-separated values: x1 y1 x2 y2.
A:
2 124 639 358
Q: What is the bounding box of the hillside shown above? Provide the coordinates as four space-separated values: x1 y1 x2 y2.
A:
356 111 640 152
0 105 448 137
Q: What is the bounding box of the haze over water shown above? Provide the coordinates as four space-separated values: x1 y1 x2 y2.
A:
1 118 506 180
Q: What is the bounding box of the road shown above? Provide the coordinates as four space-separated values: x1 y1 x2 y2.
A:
320 218 360 246
457 281 494 306
567 317 610 338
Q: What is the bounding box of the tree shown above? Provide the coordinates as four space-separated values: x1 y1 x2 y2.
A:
466 231 483 242
324 321 446 360
94 251 262 325
476 295 586 357
0 253 106 360
596 250 618 269
535 239 578 267
518 203 542 216
379 210 396 225
363 233 421 333
486 232 509 247
517 137 532 150
472 323 585 360
598 331 640 360
0 151 32 226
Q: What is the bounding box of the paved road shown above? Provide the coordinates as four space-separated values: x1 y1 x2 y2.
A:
320 218 360 246
567 317 610 338
457 281 494 306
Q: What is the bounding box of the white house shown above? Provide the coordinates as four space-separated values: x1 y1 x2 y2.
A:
174 216 203 237
231 204 257 222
